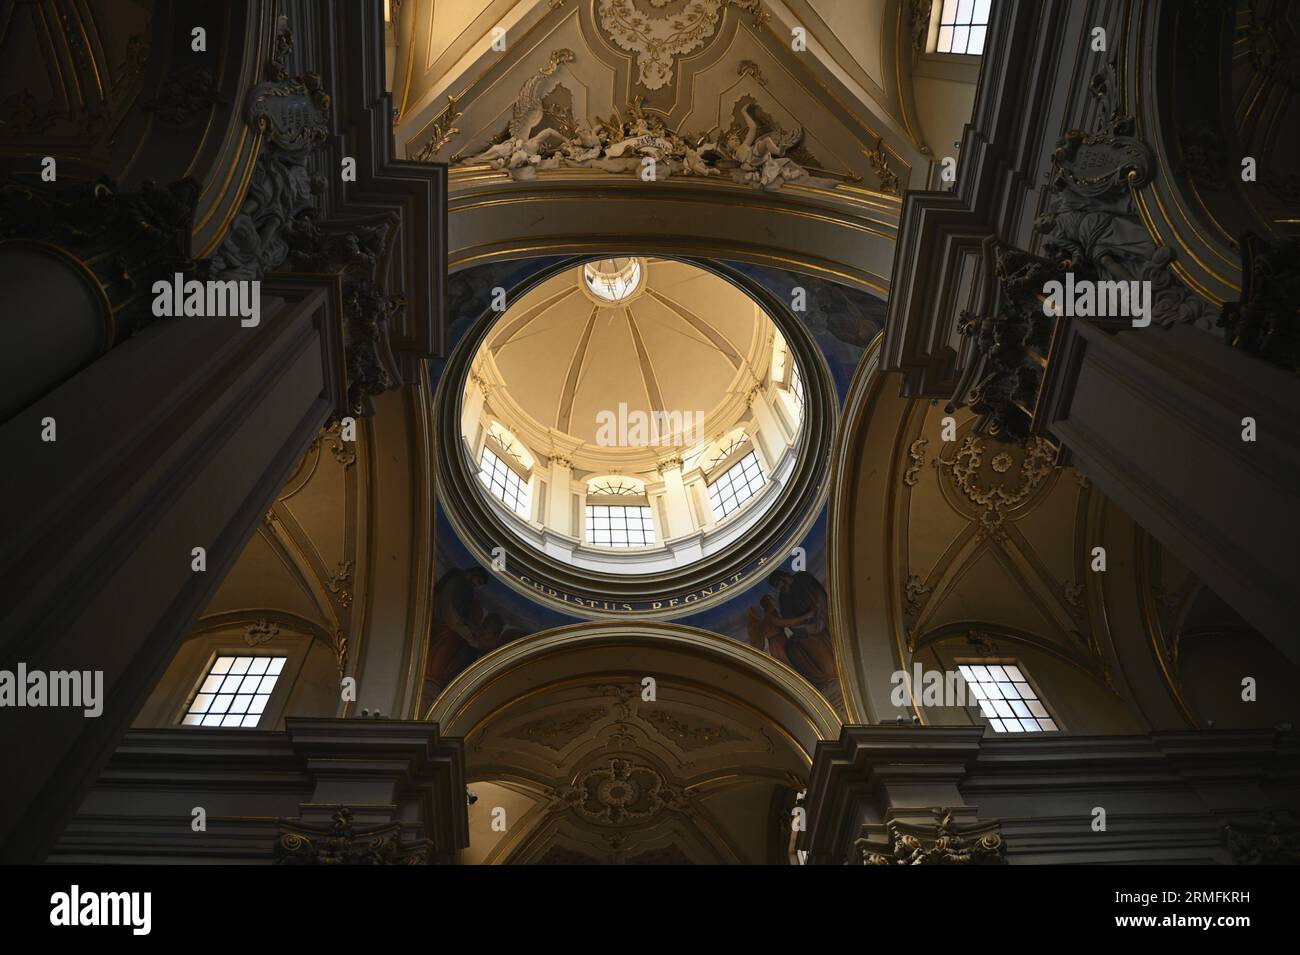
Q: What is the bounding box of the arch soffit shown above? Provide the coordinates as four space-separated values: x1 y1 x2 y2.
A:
426 621 844 763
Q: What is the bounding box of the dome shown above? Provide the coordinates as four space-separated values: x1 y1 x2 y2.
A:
450 258 819 596
476 257 768 451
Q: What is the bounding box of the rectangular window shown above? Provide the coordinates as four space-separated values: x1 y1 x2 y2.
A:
935 0 989 55
958 662 1058 733
586 504 656 548
479 446 531 519
707 450 766 520
183 656 287 727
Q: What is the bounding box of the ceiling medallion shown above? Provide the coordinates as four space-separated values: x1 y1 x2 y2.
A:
557 758 685 824
937 434 1055 538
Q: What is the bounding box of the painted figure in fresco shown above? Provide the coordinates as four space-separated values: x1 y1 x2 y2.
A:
476 613 526 654
746 594 790 662
424 568 531 695
424 567 489 692
752 570 837 690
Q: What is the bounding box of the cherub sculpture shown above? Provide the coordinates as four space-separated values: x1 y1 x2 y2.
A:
460 50 575 177
725 102 809 189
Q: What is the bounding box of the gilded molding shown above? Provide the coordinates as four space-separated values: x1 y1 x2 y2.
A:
412 95 463 161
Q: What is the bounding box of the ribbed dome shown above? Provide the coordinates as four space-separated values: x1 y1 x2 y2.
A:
482 258 766 448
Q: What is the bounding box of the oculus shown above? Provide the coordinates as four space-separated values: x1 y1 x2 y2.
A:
582 257 646 305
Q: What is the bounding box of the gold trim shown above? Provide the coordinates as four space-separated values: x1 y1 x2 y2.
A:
1129 10 1240 298
892 0 928 156
194 0 272 252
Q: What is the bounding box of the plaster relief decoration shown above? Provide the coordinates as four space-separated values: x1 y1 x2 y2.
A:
1034 59 1217 331
936 434 1055 540
945 240 1058 442
903 437 928 486
504 707 609 752
862 137 902 196
642 709 747 751
1219 232 1300 374
206 16 332 281
0 175 199 341
903 575 931 617
144 68 227 127
950 57 1225 444
246 18 332 151
243 619 280 647
411 95 462 162
596 0 730 91
555 757 687 825
451 50 844 190
0 1 151 145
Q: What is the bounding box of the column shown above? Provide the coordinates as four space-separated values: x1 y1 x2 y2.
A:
0 284 343 862
546 455 574 536
746 385 788 472
656 456 695 539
